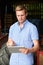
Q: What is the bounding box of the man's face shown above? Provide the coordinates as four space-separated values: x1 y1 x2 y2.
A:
16 10 27 23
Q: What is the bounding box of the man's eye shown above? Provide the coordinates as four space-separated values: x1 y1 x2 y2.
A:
17 15 20 17
17 15 24 17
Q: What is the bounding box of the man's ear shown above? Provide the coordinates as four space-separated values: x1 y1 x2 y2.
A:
26 12 28 17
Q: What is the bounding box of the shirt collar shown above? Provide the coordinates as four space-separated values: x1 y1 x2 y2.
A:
17 19 28 31
17 19 28 27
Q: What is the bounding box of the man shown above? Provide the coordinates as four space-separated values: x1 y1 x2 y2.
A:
6 4 39 65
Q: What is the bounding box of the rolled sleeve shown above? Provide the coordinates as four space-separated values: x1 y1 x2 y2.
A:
30 25 39 40
8 26 13 40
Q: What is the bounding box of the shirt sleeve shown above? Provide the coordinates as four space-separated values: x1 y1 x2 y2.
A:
8 26 13 40
30 25 39 40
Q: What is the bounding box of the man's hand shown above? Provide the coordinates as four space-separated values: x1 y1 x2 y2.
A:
19 48 29 54
6 39 16 47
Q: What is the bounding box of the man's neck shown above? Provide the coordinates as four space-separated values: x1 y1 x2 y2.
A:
19 23 24 29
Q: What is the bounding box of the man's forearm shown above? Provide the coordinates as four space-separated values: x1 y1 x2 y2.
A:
28 46 39 53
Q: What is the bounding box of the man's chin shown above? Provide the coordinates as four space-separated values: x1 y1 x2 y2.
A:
18 21 23 23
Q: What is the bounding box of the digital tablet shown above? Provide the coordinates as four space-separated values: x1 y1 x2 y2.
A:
8 46 25 53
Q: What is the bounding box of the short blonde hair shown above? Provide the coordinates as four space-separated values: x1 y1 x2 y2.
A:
15 4 27 14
